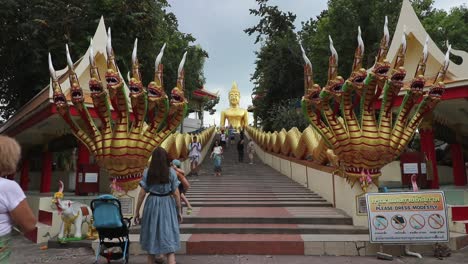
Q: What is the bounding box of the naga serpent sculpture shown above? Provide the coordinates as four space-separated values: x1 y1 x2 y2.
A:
301 18 450 190
246 126 334 166
48 28 189 191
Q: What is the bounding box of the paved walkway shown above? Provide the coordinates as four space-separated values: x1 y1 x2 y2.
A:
9 233 468 263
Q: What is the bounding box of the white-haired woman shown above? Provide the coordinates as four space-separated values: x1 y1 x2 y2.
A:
0 135 36 263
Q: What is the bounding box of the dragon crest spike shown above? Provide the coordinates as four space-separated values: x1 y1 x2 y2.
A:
106 27 112 56
178 51 187 78
132 38 138 65
384 16 390 47
434 45 452 83
423 35 429 62
328 35 338 80
444 45 451 71
106 27 119 73
402 25 407 52
300 44 314 91
89 39 95 67
155 43 166 71
127 71 131 82
393 27 407 69
176 51 187 90
65 44 74 70
329 35 338 65
131 38 141 82
48 53 57 80
300 44 313 70
66 45 80 87
357 26 364 56
415 35 430 77
376 16 390 63
352 27 365 71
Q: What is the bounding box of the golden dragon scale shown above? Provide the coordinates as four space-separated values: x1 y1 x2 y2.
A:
48 31 195 191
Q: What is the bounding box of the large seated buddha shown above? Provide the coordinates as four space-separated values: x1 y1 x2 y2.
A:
220 82 249 130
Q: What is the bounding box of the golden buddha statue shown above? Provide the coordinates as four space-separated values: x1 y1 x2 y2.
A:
220 82 249 130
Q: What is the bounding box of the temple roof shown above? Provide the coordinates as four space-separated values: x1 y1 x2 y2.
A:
192 87 219 100
387 0 468 87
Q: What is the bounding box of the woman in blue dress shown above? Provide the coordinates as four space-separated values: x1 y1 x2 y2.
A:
135 147 182 264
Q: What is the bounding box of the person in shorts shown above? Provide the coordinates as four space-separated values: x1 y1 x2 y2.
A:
188 136 201 176
171 160 192 215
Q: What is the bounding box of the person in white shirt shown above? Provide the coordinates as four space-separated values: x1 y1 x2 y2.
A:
0 136 36 263
188 136 202 176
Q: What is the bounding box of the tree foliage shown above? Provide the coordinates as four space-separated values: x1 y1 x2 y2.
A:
246 0 468 132
245 0 303 131
0 0 209 120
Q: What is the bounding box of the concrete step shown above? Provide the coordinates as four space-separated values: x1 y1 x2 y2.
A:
187 201 332 207
129 223 368 235
92 233 468 256
186 197 326 201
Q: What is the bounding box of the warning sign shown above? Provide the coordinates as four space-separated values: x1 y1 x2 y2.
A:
366 191 449 243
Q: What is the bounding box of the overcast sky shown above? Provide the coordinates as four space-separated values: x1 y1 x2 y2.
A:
166 0 467 127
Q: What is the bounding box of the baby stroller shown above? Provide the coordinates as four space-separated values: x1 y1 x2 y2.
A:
91 194 132 264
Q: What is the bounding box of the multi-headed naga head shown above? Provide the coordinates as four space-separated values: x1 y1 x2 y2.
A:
300 18 449 191
48 29 189 192
408 36 430 96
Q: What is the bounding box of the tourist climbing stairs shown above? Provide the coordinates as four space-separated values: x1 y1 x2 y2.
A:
127 135 370 255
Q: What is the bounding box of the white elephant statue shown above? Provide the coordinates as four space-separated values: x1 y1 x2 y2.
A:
52 181 94 240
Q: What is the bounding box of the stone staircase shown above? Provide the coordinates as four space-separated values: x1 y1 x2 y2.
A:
122 135 372 255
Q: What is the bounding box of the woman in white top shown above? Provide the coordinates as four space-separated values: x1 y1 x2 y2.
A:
0 136 36 263
210 140 223 177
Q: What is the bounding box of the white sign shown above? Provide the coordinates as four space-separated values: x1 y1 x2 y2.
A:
403 163 419 174
421 163 426 174
366 191 449 244
84 173 98 183
119 197 134 216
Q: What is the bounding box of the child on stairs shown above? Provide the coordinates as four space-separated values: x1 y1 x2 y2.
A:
171 160 192 215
